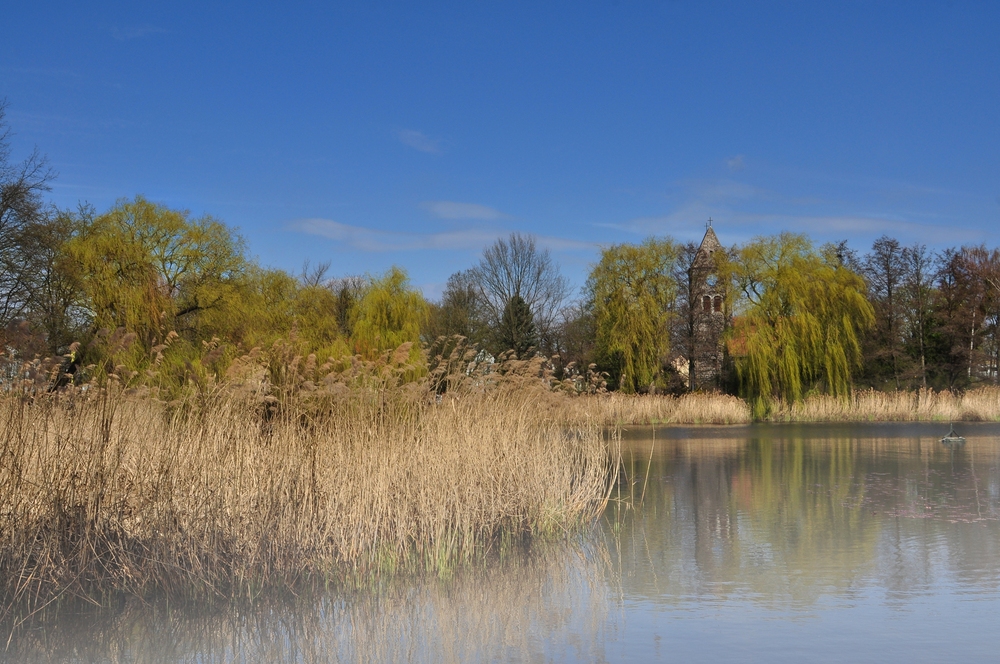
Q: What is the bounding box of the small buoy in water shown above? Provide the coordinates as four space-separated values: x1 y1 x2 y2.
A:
940 423 966 445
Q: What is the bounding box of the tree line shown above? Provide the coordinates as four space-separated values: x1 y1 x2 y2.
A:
406 226 998 416
2 102 998 410
426 229 998 416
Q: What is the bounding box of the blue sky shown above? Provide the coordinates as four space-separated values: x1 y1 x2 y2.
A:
3 2 998 298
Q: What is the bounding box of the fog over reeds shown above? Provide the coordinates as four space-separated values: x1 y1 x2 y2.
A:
0 346 616 634
3 542 613 663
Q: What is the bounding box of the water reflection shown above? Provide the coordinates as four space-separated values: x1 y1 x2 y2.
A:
605 423 1000 611
4 543 612 663
7 423 1000 662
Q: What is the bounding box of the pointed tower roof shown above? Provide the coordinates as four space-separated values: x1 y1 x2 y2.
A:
691 224 722 271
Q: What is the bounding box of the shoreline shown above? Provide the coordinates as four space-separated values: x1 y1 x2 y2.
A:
578 387 1000 426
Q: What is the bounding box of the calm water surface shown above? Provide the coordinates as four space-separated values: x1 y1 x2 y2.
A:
10 422 1000 662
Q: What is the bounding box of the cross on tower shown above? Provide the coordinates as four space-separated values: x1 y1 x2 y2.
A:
706 217 713 229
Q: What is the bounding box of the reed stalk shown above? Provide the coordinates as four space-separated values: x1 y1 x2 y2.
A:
769 387 1000 422
573 392 752 425
0 367 615 628
564 387 1000 425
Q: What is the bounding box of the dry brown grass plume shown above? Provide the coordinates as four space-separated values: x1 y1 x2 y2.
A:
0 342 616 633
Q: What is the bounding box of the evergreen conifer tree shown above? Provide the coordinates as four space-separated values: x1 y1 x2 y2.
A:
498 294 538 358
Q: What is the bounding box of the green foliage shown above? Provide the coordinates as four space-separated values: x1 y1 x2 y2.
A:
292 284 345 351
587 238 679 393
208 266 297 350
351 266 427 364
25 199 431 392
66 196 248 345
728 233 874 418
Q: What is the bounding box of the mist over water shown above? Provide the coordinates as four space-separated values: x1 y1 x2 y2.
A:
9 422 1000 662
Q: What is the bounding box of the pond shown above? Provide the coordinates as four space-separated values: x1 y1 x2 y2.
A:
8 422 1000 662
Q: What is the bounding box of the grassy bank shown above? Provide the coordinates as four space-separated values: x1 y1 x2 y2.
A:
578 392 753 426
0 367 615 628
768 387 1000 422
569 387 1000 426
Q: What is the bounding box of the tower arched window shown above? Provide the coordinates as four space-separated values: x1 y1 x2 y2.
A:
702 295 712 312
713 296 723 313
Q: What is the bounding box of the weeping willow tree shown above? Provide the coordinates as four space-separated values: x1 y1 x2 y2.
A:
351 266 428 365
727 234 874 418
66 196 248 341
61 196 251 375
587 238 679 393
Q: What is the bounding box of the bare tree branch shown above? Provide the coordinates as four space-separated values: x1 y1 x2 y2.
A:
469 233 569 355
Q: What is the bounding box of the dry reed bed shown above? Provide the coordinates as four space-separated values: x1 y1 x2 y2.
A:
770 387 1000 422
0 381 613 624
571 387 1000 425
576 392 752 426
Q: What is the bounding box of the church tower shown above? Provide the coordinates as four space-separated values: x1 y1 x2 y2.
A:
688 222 726 390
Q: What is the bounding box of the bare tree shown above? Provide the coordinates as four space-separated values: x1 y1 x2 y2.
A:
16 207 91 354
424 269 488 346
0 99 55 330
901 243 936 388
327 274 367 337
670 241 699 385
553 299 595 363
299 259 332 288
932 248 985 388
470 233 569 355
962 245 1000 384
862 236 908 389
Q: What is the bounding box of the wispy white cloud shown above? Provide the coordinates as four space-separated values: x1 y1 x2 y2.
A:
594 172 989 248
602 206 984 247
292 218 593 253
726 155 746 172
421 201 507 220
397 129 441 154
593 203 722 242
294 219 491 251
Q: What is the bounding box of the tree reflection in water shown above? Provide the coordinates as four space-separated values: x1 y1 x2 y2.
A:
603 423 1000 609
6 422 1000 662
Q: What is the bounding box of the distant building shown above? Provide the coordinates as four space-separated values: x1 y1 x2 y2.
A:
688 223 727 390
670 355 690 388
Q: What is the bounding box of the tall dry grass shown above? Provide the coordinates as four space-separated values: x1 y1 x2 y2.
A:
0 355 615 631
574 392 752 426
769 387 1000 422
566 387 1000 425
